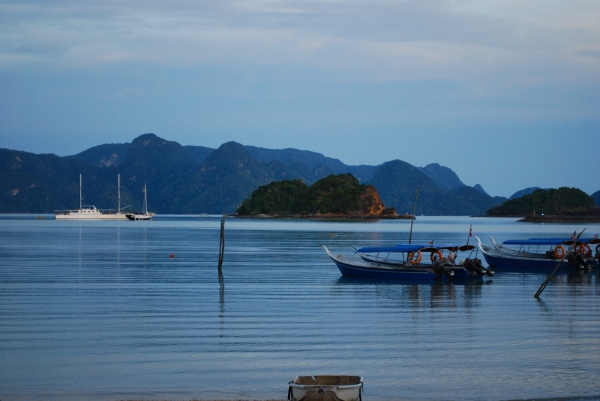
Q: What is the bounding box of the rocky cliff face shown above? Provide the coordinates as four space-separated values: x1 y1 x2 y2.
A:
360 186 387 215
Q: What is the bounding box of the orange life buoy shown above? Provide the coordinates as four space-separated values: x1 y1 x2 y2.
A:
430 250 443 262
408 250 423 265
581 244 592 257
553 245 565 259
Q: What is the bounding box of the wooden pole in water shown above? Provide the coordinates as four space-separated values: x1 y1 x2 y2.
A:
534 228 585 298
408 187 419 244
218 212 226 272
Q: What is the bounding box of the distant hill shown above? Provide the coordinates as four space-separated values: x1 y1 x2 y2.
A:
183 145 215 164
368 160 503 216
0 148 140 213
70 142 130 168
172 141 304 213
245 146 380 184
487 187 596 216
591 190 600 208
472 184 488 196
509 187 545 200
237 174 396 216
2 133 589 215
419 163 465 191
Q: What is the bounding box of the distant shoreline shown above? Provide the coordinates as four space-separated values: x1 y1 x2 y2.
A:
482 214 600 223
517 215 600 223
232 214 414 220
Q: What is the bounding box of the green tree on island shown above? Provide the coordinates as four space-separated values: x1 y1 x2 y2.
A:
486 187 596 216
236 173 392 216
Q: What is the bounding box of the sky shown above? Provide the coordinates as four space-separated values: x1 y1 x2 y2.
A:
1 0 599 198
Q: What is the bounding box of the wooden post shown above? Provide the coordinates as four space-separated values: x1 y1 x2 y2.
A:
534 228 585 298
408 187 419 244
218 212 225 271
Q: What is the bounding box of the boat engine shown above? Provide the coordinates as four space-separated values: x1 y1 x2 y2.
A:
431 260 454 279
568 252 592 269
464 258 494 277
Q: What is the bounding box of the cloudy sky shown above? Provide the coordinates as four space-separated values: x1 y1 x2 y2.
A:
1 0 599 197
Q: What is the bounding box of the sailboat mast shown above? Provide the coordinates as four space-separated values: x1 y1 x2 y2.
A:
118 174 121 213
143 184 148 214
79 174 82 209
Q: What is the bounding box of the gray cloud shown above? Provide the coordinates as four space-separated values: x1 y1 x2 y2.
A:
1 0 598 84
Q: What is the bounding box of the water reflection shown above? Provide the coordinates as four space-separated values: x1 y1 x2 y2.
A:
218 269 225 313
334 276 488 309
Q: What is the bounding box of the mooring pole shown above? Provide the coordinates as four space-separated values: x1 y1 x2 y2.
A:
534 228 585 298
408 187 419 244
218 212 226 272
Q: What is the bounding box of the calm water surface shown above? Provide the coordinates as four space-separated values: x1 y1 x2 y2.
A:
1 215 599 401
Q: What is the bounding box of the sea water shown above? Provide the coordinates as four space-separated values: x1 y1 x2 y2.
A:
0 215 599 401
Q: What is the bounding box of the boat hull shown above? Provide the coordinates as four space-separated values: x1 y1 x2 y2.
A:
125 213 154 221
55 211 129 220
476 237 598 271
480 252 596 271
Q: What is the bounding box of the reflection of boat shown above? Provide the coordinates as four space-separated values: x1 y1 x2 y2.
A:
126 184 154 221
324 243 492 281
288 375 363 401
476 236 599 271
55 174 129 220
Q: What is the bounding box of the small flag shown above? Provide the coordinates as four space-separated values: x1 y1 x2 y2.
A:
469 225 472 237
571 231 576 241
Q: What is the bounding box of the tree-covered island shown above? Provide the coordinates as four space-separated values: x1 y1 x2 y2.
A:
486 187 600 222
236 173 409 219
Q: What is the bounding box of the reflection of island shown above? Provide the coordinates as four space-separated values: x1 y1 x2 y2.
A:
235 173 413 220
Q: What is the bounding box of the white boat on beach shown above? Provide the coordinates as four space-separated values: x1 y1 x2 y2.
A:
55 174 129 220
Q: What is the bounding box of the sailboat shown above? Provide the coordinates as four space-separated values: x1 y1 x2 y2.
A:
126 184 154 221
55 174 129 220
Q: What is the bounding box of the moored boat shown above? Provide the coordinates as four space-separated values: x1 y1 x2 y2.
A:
125 184 154 221
288 375 363 401
324 242 492 281
476 236 599 271
55 174 129 220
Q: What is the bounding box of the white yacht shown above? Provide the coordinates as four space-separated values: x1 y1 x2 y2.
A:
55 174 129 220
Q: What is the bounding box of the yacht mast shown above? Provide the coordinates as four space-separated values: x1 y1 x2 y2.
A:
143 184 148 214
118 174 121 213
79 174 82 209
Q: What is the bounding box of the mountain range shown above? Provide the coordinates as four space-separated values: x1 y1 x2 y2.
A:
2 133 598 215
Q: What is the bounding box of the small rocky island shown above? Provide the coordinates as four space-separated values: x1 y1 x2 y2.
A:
235 173 411 219
486 187 600 223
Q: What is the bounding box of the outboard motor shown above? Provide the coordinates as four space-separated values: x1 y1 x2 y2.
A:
431 260 454 279
464 258 494 277
473 258 494 277
568 252 591 269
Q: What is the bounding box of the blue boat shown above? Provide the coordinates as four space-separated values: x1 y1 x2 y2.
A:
323 243 493 281
475 236 599 271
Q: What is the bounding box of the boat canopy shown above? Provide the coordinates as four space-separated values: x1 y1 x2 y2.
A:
503 238 566 246
356 244 423 253
356 243 469 253
504 237 599 246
